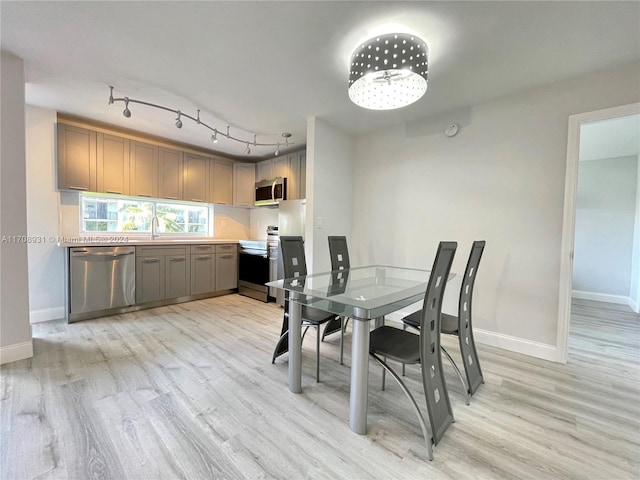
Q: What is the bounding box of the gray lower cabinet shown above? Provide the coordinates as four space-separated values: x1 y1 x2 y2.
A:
191 252 216 295
216 247 238 291
136 244 237 306
136 255 165 304
165 254 190 298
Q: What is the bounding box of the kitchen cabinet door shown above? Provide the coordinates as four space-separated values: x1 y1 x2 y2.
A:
210 160 233 205
129 141 158 198
165 255 190 298
191 254 216 295
183 153 208 203
272 157 289 179
158 147 183 200
216 249 238 291
136 256 165 303
97 133 130 195
287 153 301 200
256 160 272 183
233 163 255 207
57 123 97 192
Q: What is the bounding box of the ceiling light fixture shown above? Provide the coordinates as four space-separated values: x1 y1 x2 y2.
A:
122 98 131 118
108 86 293 154
348 33 428 110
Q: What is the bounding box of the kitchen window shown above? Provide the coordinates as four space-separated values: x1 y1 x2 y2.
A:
80 193 212 236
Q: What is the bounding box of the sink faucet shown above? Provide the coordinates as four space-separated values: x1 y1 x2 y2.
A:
151 215 160 240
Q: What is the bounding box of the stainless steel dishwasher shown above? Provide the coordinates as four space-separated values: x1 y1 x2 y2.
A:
69 246 136 321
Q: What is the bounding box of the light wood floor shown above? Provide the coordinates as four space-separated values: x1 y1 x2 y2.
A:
1 296 638 479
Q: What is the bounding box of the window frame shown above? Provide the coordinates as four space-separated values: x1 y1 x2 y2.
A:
79 193 214 238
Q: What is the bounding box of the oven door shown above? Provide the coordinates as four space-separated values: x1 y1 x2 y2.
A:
238 249 269 285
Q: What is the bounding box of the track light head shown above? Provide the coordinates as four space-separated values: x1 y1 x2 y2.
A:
212 129 218 143
275 143 280 157
246 142 251 155
175 111 182 129
123 98 131 118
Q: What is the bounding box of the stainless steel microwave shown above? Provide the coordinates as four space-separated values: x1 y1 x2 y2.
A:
255 177 287 206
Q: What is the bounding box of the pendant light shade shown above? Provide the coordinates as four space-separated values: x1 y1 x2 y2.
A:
348 33 428 110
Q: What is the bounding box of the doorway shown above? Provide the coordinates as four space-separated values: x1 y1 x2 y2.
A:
557 102 640 363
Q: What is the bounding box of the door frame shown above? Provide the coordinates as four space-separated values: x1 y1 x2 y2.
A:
556 102 640 363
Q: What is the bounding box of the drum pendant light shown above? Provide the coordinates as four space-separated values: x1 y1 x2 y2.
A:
348 33 428 110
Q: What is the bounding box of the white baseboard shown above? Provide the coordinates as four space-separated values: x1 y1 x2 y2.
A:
30 306 65 323
572 290 628 305
385 310 559 363
0 340 33 364
473 329 558 362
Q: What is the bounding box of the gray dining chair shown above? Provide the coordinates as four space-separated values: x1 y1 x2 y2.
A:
402 240 486 404
369 241 457 460
271 236 343 382
321 236 351 364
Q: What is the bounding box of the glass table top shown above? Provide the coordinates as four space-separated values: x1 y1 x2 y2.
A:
266 265 453 320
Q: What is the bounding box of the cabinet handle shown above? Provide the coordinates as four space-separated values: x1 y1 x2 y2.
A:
196 256 211 260
219 254 234 259
194 246 210 249
68 186 88 191
191 198 203 202
142 258 160 263
217 202 228 205
106 190 122 195
165 196 178 200
170 257 186 261
138 194 151 197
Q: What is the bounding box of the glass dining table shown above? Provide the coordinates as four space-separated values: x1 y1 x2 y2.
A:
267 265 446 435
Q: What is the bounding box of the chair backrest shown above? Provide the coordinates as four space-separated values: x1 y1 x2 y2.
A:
419 241 457 445
328 236 350 271
457 240 485 394
279 236 308 278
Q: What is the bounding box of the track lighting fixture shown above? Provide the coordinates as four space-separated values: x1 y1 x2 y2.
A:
122 98 131 118
108 86 293 155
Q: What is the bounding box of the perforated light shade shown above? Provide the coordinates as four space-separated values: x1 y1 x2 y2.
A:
348 33 428 110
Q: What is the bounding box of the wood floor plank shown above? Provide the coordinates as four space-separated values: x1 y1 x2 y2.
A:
1 295 638 479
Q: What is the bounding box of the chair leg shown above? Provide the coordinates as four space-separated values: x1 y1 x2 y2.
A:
370 353 433 461
382 357 386 390
441 346 470 405
316 325 320 383
340 317 344 365
301 325 310 344
271 332 288 364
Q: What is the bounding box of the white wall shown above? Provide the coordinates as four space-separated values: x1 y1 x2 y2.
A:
25 106 65 322
631 157 640 312
0 50 32 363
249 207 278 240
306 117 354 273
351 61 640 361
573 155 638 299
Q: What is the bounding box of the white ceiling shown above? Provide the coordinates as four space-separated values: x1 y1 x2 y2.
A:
579 114 640 162
2 1 639 160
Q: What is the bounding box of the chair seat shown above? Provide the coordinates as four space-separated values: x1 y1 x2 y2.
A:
402 311 459 334
301 305 335 325
370 326 420 364
441 313 459 334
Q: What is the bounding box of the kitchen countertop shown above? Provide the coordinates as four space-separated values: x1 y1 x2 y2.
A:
57 237 240 247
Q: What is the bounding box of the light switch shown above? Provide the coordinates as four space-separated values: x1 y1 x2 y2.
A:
317 216 324 229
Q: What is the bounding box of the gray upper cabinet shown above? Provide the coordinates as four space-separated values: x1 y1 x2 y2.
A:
57 123 97 192
272 157 289 179
233 163 255 207
287 152 301 200
97 133 130 195
210 160 233 205
183 153 209 203
158 147 183 200
129 141 158 198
